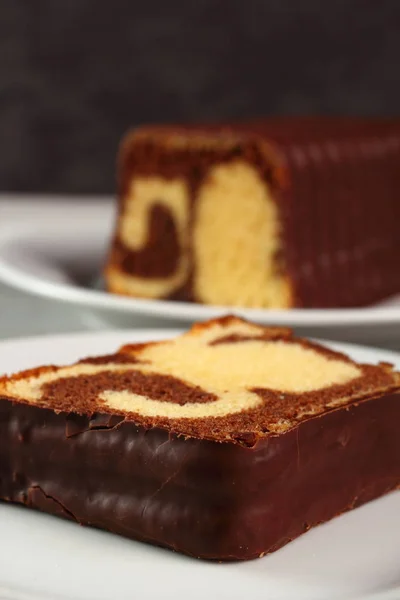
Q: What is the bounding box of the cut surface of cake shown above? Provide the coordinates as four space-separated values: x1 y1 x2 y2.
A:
105 117 400 308
0 316 399 560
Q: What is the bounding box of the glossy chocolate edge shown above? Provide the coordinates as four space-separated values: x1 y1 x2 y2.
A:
1 390 399 560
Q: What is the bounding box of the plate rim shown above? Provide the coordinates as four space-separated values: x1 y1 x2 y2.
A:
0 219 399 328
1 327 400 363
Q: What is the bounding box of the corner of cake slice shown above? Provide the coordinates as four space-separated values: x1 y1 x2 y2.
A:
0 316 399 560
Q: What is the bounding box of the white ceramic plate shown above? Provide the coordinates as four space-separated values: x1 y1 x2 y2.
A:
0 199 400 346
0 329 399 600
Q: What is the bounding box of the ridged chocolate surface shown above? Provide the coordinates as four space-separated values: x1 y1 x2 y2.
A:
108 118 400 307
1 391 399 560
277 128 400 307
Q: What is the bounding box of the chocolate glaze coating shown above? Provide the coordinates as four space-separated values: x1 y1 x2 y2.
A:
1 390 399 560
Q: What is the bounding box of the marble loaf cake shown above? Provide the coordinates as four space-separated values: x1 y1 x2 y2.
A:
105 118 400 308
0 316 399 560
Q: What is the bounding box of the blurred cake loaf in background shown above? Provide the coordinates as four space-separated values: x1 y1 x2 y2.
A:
105 118 400 308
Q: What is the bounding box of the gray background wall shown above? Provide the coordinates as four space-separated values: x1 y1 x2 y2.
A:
1 0 399 194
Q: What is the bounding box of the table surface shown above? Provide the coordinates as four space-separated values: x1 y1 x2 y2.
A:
0 196 399 353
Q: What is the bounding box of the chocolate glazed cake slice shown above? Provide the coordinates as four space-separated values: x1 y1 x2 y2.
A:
0 316 399 560
105 117 400 308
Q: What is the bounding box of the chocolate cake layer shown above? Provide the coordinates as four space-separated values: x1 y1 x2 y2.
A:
105 117 400 308
0 392 399 560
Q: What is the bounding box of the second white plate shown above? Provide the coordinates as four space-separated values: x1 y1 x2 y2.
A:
0 198 399 346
